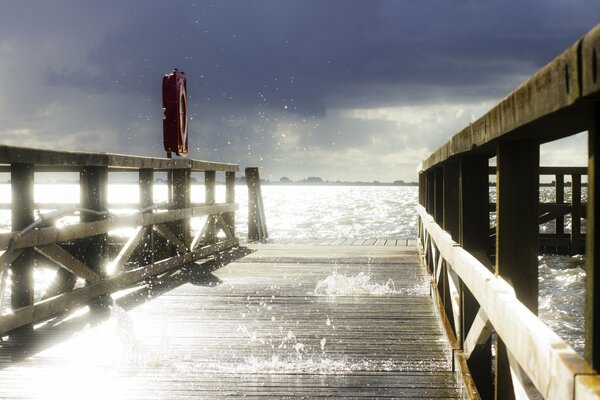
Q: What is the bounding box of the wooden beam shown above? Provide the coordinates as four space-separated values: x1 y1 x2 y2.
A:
443 162 460 240
80 166 110 310
420 24 600 171
205 171 216 244
488 166 587 176
224 171 236 237
154 224 189 254
586 102 600 369
216 214 235 239
459 156 493 398
418 205 596 399
246 167 268 241
0 144 239 171
496 141 539 313
35 244 101 283
433 168 443 225
172 169 191 247
0 238 239 336
0 204 237 251
110 226 146 272
139 168 154 266
10 162 34 336
555 174 565 237
572 173 583 254
425 170 434 215
464 308 493 359
495 141 539 400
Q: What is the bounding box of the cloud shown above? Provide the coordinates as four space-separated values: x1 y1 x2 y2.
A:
0 1 598 181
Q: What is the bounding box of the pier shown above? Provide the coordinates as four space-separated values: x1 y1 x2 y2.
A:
0 21 599 400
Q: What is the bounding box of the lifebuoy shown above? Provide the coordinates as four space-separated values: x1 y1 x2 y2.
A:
162 69 188 156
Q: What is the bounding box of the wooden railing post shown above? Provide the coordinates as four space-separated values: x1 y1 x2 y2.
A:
586 102 600 369
418 172 426 206
442 162 459 336
555 174 565 238
225 171 236 237
172 168 191 247
205 170 216 244
495 141 539 400
139 168 154 265
80 166 111 310
458 156 493 399
443 163 460 240
246 167 267 242
434 167 444 225
10 163 34 336
426 170 435 214
571 173 583 255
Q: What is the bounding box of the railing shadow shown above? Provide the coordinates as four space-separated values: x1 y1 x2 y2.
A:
0 246 254 366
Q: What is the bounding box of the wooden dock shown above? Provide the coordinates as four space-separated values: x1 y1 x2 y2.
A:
0 242 464 399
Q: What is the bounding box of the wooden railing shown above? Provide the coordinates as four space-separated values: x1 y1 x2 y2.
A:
418 206 595 399
488 166 587 255
417 22 600 399
0 145 239 337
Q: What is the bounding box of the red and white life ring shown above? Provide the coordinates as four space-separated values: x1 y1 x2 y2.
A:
162 69 188 156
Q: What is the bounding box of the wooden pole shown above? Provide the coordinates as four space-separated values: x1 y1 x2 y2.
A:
443 163 460 240
139 168 154 265
442 162 459 335
586 103 600 369
458 156 493 399
434 167 444 225
172 169 191 248
555 174 565 239
419 172 426 206
204 171 216 244
426 170 435 215
225 171 236 237
80 166 111 311
10 163 35 336
495 141 539 400
246 167 267 242
571 173 582 255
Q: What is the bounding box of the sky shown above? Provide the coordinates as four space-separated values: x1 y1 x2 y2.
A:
0 1 598 182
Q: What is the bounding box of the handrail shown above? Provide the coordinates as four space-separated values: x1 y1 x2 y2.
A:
0 144 239 171
417 205 597 399
420 23 600 172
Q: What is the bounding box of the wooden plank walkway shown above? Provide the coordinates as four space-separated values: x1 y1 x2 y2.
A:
0 243 462 399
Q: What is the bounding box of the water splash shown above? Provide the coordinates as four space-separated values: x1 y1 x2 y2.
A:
313 271 399 296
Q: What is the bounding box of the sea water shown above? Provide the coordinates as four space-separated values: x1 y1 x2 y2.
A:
0 184 585 355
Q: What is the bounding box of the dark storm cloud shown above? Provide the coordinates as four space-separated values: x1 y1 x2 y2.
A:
0 1 598 180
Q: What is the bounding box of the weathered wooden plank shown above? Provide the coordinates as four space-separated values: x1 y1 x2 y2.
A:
464 308 493 359
488 166 587 176
586 103 600 369
154 224 189 254
34 244 101 283
224 171 236 237
10 163 35 336
0 145 238 171
0 204 237 251
0 243 463 399
572 173 583 254
110 226 146 272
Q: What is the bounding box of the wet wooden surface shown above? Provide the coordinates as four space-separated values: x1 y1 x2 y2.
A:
0 243 462 399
